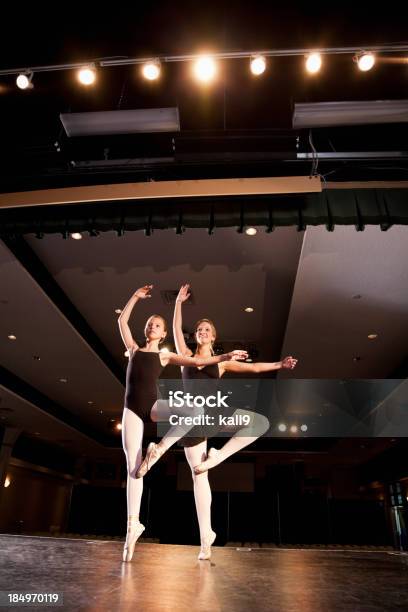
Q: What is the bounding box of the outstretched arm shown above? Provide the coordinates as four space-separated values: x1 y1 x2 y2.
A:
221 355 298 374
118 285 152 352
172 284 192 357
165 350 248 368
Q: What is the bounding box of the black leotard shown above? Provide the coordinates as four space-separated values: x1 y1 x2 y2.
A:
124 349 164 422
178 361 220 448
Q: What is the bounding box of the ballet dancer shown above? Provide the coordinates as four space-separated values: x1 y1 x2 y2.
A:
119 285 247 562
137 284 298 559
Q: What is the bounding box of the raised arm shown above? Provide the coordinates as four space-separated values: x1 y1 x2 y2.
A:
221 355 298 375
165 349 248 368
172 284 192 356
118 285 152 352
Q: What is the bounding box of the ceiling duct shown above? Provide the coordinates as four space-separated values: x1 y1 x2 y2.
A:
293 100 408 128
60 107 180 137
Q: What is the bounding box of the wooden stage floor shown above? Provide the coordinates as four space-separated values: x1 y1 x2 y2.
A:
1 535 408 611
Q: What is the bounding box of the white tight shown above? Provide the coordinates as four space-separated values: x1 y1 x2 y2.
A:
184 440 213 539
121 408 144 521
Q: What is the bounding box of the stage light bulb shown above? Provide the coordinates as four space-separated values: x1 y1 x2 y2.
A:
193 56 217 83
306 53 322 74
300 424 308 432
16 72 33 90
244 307 254 313
290 425 298 433
250 55 266 76
71 233 82 240
278 423 287 432
142 61 161 80
4 476 11 488
78 67 96 86
357 52 375 72
246 227 257 235
115 423 122 431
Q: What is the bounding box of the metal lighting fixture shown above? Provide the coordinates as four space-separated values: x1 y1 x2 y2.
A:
16 71 33 90
355 52 376 72
77 66 97 85
193 55 217 83
250 55 266 75
60 107 180 136
293 99 408 128
1 43 408 82
142 60 161 80
305 53 322 74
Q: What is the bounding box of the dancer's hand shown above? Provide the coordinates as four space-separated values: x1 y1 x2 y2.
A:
134 285 153 299
280 356 298 369
176 284 191 303
225 350 248 362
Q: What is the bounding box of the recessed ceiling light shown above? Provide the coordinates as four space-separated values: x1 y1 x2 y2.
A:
290 425 298 433
300 424 308 432
71 233 82 240
244 307 254 313
59 378 68 383
115 309 122 314
245 227 257 236
368 333 378 340
8 335 16 340
278 423 287 432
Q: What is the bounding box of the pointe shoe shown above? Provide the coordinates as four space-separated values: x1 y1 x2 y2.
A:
198 530 216 560
136 442 165 478
123 519 145 562
194 447 219 475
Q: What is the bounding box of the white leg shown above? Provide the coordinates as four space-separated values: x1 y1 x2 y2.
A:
122 408 144 519
121 408 146 561
184 440 212 539
194 410 270 474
